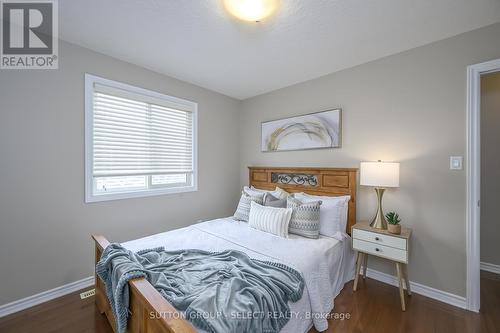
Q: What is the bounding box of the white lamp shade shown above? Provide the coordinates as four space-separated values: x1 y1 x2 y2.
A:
360 161 400 188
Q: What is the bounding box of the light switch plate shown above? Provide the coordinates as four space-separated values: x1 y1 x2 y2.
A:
450 156 463 170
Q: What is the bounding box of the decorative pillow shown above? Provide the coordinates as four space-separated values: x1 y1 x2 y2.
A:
294 193 350 237
244 186 290 200
271 187 290 200
286 197 322 239
243 186 267 196
248 201 292 238
234 191 265 222
263 193 287 208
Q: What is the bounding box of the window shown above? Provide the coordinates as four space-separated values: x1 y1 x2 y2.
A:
85 74 197 202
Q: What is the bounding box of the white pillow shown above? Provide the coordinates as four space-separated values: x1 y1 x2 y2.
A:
244 186 290 200
294 193 350 237
243 186 266 196
248 201 292 238
271 187 290 200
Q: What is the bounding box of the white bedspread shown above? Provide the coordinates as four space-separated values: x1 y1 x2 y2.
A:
122 217 355 332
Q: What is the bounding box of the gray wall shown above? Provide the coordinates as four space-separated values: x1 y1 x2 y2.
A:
2 23 500 306
481 72 500 266
239 23 500 297
0 41 241 305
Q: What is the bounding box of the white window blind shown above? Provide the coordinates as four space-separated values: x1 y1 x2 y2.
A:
85 74 197 202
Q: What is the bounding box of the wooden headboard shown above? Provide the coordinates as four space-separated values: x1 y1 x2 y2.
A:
249 166 358 235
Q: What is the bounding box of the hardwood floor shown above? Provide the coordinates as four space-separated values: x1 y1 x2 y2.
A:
0 271 498 333
315 270 500 333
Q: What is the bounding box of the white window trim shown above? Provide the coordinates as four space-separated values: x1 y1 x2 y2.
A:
84 74 198 203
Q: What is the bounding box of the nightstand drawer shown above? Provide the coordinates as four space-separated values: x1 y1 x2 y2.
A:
352 228 406 250
353 238 408 263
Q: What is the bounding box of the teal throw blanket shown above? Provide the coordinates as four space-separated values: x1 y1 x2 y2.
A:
96 243 304 333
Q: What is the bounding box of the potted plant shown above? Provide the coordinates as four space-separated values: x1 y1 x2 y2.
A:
385 211 401 235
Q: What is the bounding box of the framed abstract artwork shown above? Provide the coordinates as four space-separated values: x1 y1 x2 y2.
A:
261 109 342 152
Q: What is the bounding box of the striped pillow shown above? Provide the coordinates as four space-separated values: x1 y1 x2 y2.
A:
233 191 265 222
248 201 292 238
287 196 322 239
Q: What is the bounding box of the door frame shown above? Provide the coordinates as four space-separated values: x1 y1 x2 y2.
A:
466 58 500 312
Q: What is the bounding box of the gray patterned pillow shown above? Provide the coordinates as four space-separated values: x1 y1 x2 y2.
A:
234 191 265 222
287 196 322 239
264 193 287 208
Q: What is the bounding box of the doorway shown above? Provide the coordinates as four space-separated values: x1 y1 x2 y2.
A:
466 58 500 312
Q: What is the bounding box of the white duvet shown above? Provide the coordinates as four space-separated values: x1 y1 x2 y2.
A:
122 217 355 332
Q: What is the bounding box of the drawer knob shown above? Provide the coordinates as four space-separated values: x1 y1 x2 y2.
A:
375 237 380 241
375 248 380 252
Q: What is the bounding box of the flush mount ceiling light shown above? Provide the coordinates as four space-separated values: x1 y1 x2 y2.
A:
223 0 278 22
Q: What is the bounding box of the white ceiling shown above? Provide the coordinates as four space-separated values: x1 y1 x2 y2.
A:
60 0 500 100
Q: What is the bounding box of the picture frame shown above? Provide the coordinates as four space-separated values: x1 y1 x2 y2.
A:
261 108 342 152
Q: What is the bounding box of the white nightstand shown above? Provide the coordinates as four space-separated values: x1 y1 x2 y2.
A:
351 221 412 311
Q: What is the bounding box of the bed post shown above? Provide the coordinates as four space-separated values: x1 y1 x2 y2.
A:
92 235 116 330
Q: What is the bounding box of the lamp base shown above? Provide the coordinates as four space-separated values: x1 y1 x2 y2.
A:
370 188 387 230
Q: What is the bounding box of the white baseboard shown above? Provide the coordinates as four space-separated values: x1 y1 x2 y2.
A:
480 261 500 275
0 276 94 318
363 266 466 309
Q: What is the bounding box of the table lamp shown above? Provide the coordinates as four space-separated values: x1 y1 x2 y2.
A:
360 161 400 229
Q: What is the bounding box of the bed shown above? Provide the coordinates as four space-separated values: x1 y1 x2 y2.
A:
92 166 358 333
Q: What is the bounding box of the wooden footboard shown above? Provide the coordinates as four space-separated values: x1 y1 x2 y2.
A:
92 235 196 333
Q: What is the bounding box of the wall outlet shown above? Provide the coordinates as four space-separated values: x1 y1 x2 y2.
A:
450 156 463 170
